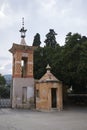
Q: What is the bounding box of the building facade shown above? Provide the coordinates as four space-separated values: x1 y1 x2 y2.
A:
9 19 34 108
9 19 63 110
35 65 63 111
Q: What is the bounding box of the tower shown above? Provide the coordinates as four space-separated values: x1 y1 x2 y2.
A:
9 18 34 108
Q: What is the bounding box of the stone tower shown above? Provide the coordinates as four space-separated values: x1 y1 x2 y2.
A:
9 18 34 108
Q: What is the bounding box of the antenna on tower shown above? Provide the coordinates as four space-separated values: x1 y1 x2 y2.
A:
22 17 24 28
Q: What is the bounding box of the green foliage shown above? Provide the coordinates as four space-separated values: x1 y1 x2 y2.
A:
0 74 6 86
32 33 41 46
34 32 87 94
34 45 62 79
0 86 10 98
62 33 87 93
34 47 46 79
44 29 57 48
65 32 81 47
0 74 10 98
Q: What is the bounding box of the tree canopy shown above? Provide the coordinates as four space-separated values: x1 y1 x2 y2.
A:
32 33 41 46
0 74 10 98
0 74 6 86
44 29 57 48
34 32 87 94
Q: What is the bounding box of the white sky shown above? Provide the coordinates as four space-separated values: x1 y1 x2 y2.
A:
0 0 87 75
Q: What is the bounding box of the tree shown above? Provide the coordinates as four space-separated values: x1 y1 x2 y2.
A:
0 74 6 86
34 32 87 94
44 29 57 48
34 44 62 79
0 74 10 98
32 33 41 46
65 32 81 48
62 33 87 93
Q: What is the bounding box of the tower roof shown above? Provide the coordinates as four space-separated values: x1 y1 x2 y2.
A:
9 43 34 54
39 64 60 82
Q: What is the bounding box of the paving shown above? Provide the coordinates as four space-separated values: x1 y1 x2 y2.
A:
0 107 87 130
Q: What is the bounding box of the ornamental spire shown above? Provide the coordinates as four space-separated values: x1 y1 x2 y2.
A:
19 17 27 45
46 64 51 73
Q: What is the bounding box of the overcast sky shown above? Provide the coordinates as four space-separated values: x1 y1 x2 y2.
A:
0 0 87 75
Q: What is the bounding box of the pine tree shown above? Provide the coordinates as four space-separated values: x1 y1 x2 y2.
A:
32 33 41 46
44 29 57 48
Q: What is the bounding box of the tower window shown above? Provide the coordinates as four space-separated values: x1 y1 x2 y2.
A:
21 57 28 77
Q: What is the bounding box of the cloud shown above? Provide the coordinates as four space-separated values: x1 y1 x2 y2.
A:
0 0 87 75
0 56 12 75
0 56 10 61
0 62 12 75
0 8 5 18
0 65 4 70
37 0 57 15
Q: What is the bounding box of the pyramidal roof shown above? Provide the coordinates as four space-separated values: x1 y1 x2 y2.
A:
39 64 60 82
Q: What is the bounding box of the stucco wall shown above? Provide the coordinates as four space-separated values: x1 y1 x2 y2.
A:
36 81 63 111
12 78 34 108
